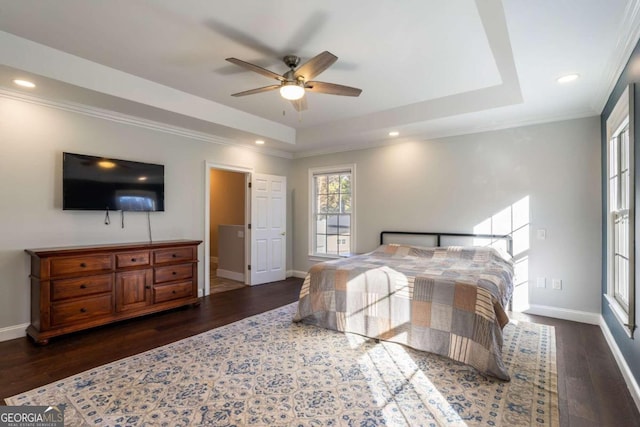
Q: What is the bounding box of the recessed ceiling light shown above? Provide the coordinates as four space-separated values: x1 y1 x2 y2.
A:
255 140 265 145
138 176 147 181
13 79 36 88
388 131 400 137
557 74 579 84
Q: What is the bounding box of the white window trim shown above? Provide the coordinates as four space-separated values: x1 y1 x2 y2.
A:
308 164 356 260
606 84 635 338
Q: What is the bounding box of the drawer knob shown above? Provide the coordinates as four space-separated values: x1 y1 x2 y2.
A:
172 271 177 275
172 290 177 294
80 308 87 313
131 258 136 262
145 285 151 289
172 254 177 258
80 263 87 268
80 284 87 289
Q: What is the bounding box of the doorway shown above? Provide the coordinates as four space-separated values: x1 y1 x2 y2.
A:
204 163 251 296
203 163 287 296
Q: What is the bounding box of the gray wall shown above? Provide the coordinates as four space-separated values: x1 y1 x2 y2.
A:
600 38 640 383
0 96 292 331
292 117 602 314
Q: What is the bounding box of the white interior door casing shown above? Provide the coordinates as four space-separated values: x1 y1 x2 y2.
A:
250 173 286 285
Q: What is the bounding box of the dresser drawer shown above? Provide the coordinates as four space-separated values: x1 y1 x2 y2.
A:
50 255 112 277
153 247 194 265
116 251 150 268
51 294 113 326
154 263 193 283
154 281 193 304
51 274 113 301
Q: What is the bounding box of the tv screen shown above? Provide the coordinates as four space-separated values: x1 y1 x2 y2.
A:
63 152 165 211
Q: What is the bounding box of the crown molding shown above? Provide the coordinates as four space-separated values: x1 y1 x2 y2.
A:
0 87 294 160
592 0 640 112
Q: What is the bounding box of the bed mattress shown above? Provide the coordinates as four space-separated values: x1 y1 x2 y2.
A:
293 244 515 380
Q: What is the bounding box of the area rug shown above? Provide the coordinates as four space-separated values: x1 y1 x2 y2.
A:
5 303 559 426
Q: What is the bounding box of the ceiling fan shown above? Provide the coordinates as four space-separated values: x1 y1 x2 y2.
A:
225 51 362 111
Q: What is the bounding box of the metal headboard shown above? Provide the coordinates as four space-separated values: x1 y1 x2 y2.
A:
379 231 513 256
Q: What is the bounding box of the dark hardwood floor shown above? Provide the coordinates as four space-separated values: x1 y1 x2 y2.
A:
512 311 640 427
1 278 639 426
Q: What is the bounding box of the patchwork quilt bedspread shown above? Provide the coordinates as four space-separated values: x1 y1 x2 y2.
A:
293 244 515 380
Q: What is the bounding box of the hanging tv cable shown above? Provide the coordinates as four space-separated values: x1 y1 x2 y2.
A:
147 211 153 244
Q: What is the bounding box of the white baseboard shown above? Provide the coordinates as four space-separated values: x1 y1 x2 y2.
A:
0 323 28 342
291 270 308 279
523 304 600 325
216 268 244 282
599 315 640 412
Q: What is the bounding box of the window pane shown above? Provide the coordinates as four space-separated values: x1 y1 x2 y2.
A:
338 236 351 255
325 235 338 255
610 177 618 212
340 174 351 194
327 194 340 213
315 234 326 254
326 215 339 234
317 195 328 213
621 130 629 170
328 175 340 193
338 214 351 235
316 215 327 234
621 171 628 210
609 137 618 178
315 176 327 195
341 194 352 213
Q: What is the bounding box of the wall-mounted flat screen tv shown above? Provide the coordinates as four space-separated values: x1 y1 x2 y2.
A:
63 152 165 211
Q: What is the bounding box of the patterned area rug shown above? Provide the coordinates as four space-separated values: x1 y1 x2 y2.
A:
6 303 559 426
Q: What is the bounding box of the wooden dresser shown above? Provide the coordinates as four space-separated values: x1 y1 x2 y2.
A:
25 239 201 344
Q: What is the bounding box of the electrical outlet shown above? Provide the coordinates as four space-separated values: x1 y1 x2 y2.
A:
552 279 562 290
536 277 546 288
536 229 547 240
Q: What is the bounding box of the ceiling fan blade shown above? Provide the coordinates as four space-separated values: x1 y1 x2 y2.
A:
290 96 308 112
231 85 280 97
294 51 338 81
305 81 362 97
226 58 284 81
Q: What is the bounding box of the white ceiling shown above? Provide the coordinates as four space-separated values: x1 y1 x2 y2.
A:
0 0 639 157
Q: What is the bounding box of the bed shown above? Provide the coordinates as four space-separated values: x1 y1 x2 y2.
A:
293 231 515 380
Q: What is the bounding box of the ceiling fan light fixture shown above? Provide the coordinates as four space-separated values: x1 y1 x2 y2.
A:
280 82 305 101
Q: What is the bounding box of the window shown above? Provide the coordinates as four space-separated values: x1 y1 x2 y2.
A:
606 84 635 337
309 165 355 257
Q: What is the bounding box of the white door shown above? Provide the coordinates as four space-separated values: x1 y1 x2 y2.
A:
250 173 286 285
